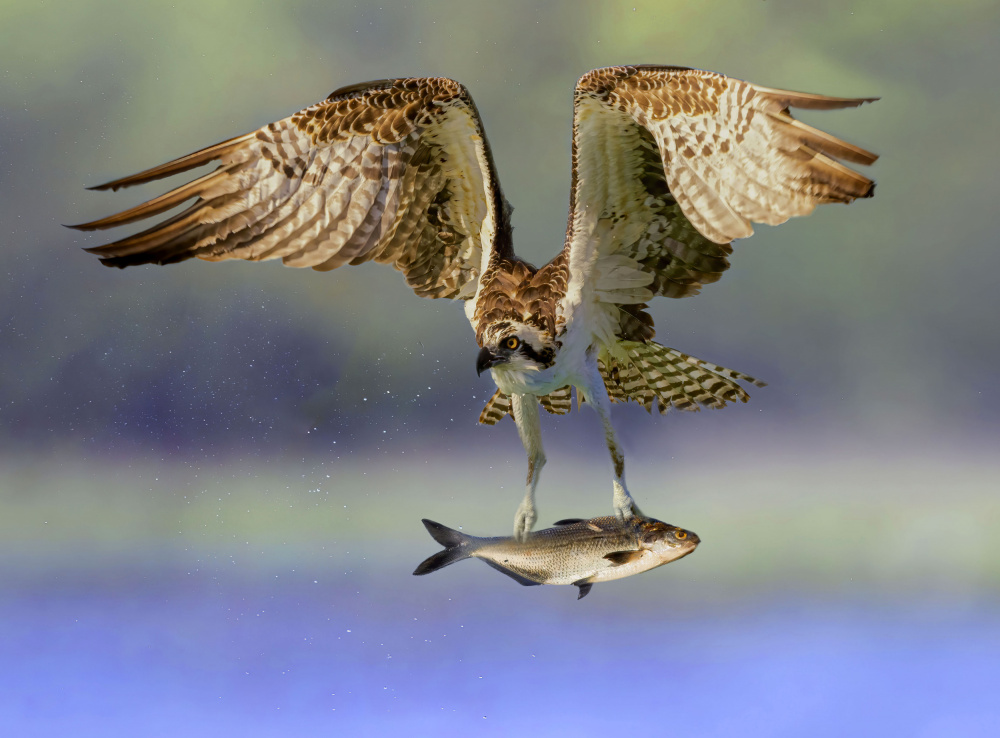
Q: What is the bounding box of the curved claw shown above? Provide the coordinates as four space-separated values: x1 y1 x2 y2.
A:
513 499 537 542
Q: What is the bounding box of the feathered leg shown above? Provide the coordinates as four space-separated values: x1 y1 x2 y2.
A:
580 364 643 521
510 393 546 541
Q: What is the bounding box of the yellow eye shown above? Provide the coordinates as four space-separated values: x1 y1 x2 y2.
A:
505 337 520 350
675 530 687 539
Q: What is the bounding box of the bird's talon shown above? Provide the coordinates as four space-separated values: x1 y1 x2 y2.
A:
614 498 643 521
513 502 537 542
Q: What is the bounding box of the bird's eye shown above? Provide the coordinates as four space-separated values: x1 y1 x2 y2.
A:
675 530 687 540
505 337 520 350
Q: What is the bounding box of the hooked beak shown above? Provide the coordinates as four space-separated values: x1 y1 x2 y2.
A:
476 346 502 376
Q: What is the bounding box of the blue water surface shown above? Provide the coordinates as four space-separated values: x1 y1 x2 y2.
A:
3 563 998 737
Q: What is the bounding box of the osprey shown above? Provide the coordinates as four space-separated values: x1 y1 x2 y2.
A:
72 66 878 540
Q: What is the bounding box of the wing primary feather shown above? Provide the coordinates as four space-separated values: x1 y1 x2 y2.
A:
765 111 879 166
87 133 255 191
69 162 248 231
83 202 214 261
796 146 875 200
83 192 243 260
755 87 879 111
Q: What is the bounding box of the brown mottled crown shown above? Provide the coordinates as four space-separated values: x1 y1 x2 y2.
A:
473 252 568 346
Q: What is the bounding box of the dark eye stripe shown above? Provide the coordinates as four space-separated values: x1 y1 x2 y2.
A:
520 342 556 368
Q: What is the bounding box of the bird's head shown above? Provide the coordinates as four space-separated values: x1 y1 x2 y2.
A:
476 321 556 377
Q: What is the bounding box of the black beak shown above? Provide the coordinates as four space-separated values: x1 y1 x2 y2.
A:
476 346 501 376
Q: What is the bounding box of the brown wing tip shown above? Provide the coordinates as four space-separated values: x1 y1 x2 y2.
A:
81 237 194 268
82 249 185 269
66 217 116 232
86 180 127 193
86 170 170 193
80 132 255 193
76 242 134 268
821 95 880 108
760 86 881 111
94 256 131 269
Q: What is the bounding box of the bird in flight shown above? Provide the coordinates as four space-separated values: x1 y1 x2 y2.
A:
72 65 878 540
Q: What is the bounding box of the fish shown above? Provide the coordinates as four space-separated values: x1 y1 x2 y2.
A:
413 515 699 599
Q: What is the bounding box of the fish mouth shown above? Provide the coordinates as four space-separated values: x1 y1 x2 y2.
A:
673 539 700 560
476 346 506 376
663 530 700 560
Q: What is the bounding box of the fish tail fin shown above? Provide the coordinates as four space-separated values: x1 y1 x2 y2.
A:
412 519 476 576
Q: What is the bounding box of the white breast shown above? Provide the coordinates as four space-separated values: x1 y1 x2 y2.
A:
490 363 563 396
490 341 592 397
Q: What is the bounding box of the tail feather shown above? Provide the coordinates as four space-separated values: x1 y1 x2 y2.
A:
413 519 476 576
476 342 762 423
478 386 572 426
538 386 572 415
478 390 511 425
599 341 765 414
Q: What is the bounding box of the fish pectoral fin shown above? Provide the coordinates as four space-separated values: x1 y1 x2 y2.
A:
553 518 585 526
603 550 644 566
573 579 593 600
481 559 542 587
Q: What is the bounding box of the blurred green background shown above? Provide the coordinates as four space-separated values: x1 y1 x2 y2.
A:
2 0 999 735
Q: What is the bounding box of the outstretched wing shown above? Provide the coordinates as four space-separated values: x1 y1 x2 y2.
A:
556 65 878 341
72 78 511 301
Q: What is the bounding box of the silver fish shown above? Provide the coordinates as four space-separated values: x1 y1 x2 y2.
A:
413 515 699 599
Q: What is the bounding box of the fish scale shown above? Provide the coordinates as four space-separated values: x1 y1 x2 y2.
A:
471 517 640 585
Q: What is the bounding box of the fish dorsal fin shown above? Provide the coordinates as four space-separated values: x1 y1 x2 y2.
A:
553 518 585 526
573 580 593 599
604 550 644 566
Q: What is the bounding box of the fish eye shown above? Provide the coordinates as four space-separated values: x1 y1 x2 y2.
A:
505 337 520 350
675 530 687 539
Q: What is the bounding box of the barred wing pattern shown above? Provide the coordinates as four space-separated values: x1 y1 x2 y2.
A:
558 65 878 337
73 78 508 301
